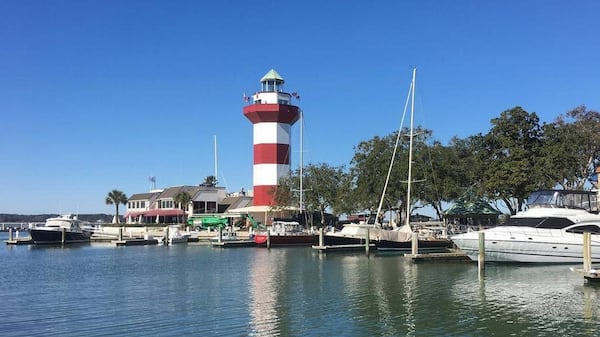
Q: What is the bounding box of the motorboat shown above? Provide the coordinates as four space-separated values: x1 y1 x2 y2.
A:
254 219 317 246
158 225 190 246
30 214 92 244
451 189 600 263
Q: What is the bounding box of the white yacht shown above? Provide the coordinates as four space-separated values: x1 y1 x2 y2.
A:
451 190 600 263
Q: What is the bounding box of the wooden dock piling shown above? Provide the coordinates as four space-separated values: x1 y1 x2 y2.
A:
478 231 485 277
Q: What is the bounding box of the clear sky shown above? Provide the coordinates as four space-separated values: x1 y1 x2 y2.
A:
2 0 599 214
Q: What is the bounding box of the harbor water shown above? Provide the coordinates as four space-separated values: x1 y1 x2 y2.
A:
1 232 599 336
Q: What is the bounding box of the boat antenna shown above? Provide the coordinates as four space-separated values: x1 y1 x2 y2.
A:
214 135 218 185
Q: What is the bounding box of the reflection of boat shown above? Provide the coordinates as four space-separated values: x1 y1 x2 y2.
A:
254 219 317 246
452 189 600 263
30 214 92 244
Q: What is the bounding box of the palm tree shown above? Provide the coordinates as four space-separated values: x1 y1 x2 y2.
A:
174 191 192 224
105 189 128 224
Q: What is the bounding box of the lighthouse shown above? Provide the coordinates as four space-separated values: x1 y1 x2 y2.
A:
243 69 300 206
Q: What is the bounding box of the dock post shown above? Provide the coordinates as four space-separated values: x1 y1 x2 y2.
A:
118 227 123 241
365 228 370 255
478 231 485 276
61 227 66 244
267 229 271 249
583 232 592 272
165 226 170 245
218 226 223 243
8 228 13 241
319 227 324 247
411 232 418 255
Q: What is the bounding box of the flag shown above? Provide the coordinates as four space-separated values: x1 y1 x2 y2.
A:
243 92 250 102
149 176 156 183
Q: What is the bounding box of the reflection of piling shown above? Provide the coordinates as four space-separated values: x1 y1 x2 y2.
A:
266 230 271 249
365 228 370 255
478 232 485 276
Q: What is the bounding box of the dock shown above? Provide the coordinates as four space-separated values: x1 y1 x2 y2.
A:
406 251 471 263
211 240 256 248
115 239 159 246
312 244 376 252
5 237 34 245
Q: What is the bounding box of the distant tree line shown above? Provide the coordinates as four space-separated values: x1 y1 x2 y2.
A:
0 214 115 223
272 105 600 226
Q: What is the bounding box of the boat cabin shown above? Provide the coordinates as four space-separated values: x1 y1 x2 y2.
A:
527 190 599 213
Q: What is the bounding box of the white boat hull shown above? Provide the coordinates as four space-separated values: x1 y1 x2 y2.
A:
452 227 600 263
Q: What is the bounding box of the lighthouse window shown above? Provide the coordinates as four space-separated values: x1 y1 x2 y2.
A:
278 99 289 104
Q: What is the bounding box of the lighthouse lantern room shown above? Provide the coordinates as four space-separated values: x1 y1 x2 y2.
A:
243 69 300 206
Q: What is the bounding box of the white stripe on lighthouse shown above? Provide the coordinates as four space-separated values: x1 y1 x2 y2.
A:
254 163 289 186
253 122 291 145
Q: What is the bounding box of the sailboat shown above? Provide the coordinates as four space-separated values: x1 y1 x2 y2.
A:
370 68 452 252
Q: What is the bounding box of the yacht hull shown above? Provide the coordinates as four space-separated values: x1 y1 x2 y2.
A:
30 229 91 244
452 228 600 263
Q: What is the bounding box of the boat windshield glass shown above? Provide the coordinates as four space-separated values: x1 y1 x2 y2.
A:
527 190 598 212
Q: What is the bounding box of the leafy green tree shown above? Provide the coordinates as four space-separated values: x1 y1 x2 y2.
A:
541 105 600 189
201 175 218 187
174 191 192 224
272 163 350 227
350 133 407 215
303 163 350 227
479 106 544 214
105 189 128 224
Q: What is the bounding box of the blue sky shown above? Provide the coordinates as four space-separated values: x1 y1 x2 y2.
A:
2 1 599 214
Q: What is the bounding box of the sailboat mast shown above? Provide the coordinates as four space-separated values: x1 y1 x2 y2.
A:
299 110 304 212
405 67 416 227
214 135 218 183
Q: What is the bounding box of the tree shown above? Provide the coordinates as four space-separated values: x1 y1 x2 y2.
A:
105 190 128 224
174 191 192 224
479 106 545 214
541 105 600 189
201 175 218 187
271 163 351 227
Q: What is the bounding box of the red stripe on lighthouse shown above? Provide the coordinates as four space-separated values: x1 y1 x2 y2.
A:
253 185 277 206
253 144 290 165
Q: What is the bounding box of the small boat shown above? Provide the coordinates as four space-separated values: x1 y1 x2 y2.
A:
254 219 317 246
324 223 373 246
452 189 600 263
158 226 190 246
30 214 92 244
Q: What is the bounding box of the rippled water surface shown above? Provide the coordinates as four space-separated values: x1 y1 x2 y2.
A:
1 233 599 336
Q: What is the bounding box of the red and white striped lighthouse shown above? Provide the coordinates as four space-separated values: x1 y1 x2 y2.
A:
243 69 300 206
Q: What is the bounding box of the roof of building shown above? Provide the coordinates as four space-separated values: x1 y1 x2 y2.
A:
260 69 284 83
221 196 253 210
444 198 502 217
128 192 159 201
